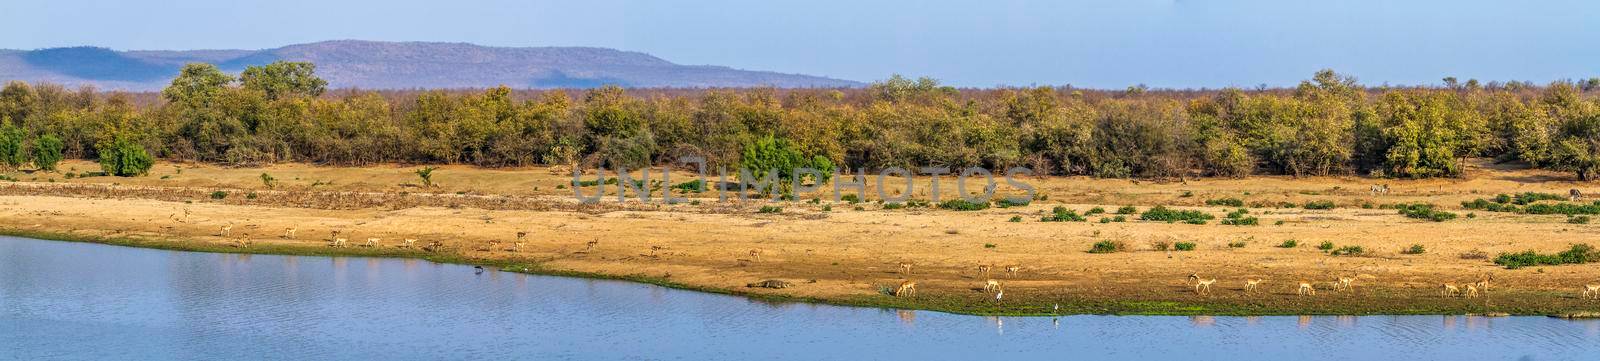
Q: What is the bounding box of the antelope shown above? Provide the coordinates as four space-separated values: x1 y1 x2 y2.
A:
422 241 445 252
1464 284 1480 298
977 264 992 277
585 240 598 251
512 242 525 251
232 238 251 248
516 231 528 242
1370 184 1390 196
364 238 380 247
1474 275 1492 295
484 240 501 251
1583 284 1600 300
1244 279 1265 293
894 281 918 297
218 224 234 237
1297 281 1316 296
331 238 348 248
329 230 342 241
749 249 763 261
1005 265 1021 277
1188 273 1216 295
282 227 297 239
1572 189 1585 202
1441 283 1460 297
898 262 913 275
402 239 418 248
983 279 1001 292
1334 277 1355 292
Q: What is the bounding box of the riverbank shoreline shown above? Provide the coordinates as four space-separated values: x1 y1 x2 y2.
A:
5 228 1596 317
4 161 1600 317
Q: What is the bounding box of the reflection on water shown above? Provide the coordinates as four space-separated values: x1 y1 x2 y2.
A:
3 236 1599 361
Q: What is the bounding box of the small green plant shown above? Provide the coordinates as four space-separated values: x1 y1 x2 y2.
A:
1174 242 1197 251
821 204 831 211
1008 215 1023 222
260 173 277 188
245 192 258 200
1086 206 1105 215
672 179 706 193
210 191 228 200
1402 244 1426 254
938 199 990 211
1041 206 1087 222
1139 206 1214 224
1331 245 1365 256
1115 206 1138 214
1112 215 1127 222
1396 203 1457 222
1278 239 1299 248
1089 240 1125 253
1317 241 1334 251
1303 200 1335 210
1098 217 1112 223
841 194 861 204
995 197 1031 208
415 166 438 188
1228 241 1247 248
984 243 997 248
757 205 782 214
1274 220 1285 225
1205 198 1244 207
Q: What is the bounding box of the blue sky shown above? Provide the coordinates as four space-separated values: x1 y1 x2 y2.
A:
3 0 1597 88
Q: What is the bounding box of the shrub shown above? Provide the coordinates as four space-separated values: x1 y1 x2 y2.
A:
260 173 277 188
1570 215 1593 224
1317 241 1335 250
1402 244 1426 254
415 166 438 187
995 198 1031 208
1041 206 1087 222
1205 198 1244 207
210 191 228 200
1098 217 1112 223
1228 241 1247 248
1008 215 1023 222
1278 239 1299 248
96 135 154 177
1151 240 1171 251
1089 240 1125 253
1303 200 1336 210
1395 203 1457 221
1493 244 1597 269
1086 206 1106 215
1174 242 1197 251
939 199 990 211
883 202 905 210
840 194 861 204
1331 246 1364 256
0 125 23 169
32 134 64 171
1115 206 1138 214
1140 206 1214 224
1111 215 1127 222
984 243 996 248
671 179 706 193
1459 249 1488 260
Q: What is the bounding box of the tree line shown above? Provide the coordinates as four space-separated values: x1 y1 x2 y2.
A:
1 62 1598 180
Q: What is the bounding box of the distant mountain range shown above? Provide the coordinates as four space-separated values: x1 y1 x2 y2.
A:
0 40 861 90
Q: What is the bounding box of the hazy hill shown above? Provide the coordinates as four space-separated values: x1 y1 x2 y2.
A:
0 40 860 90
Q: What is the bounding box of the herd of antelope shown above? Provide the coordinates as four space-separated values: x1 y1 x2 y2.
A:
213 223 535 255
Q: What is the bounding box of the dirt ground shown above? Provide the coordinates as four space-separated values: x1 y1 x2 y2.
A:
3 159 1599 315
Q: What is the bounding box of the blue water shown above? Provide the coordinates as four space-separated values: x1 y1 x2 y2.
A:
3 236 1598 360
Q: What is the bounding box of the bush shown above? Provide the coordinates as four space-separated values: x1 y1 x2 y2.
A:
841 194 861 204
32 134 64 171
1115 206 1138 214
1303 200 1336 210
1278 239 1299 248
1041 206 1086 222
1402 244 1426 254
1111 215 1127 222
757 205 782 214
1493 244 1597 269
1139 206 1215 224
1221 217 1259 226
1098 217 1112 223
1331 246 1364 256
1174 242 1197 251
671 179 706 193
1086 206 1106 215
1089 240 1126 253
1317 241 1335 250
1008 215 1023 222
1395 203 1457 222
1570 215 1593 224
96 135 154 177
415 166 438 187
995 198 1031 208
210 191 228 200
1205 198 1244 207
1228 241 1247 248
939 199 990 211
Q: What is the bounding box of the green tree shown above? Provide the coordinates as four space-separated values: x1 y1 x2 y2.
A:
97 134 154 176
163 63 235 107
240 61 328 100
738 135 834 195
32 134 64 171
0 123 24 169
